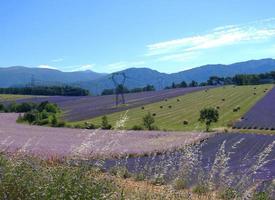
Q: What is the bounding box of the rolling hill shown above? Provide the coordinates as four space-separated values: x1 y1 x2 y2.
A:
0 66 106 87
79 58 275 94
1 58 275 94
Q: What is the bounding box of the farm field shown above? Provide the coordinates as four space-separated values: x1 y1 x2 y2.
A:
73 85 273 131
0 113 274 197
96 132 275 191
234 87 275 130
0 113 211 159
15 86 213 121
0 94 33 103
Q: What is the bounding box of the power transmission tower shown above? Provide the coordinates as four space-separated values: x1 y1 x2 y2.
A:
111 72 127 106
30 75 35 87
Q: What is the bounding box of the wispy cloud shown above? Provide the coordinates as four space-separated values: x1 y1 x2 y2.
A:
146 18 275 59
70 64 95 71
37 64 58 70
51 58 64 62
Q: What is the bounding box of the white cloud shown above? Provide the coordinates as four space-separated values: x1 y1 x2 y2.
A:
67 64 96 72
146 18 275 58
37 65 58 70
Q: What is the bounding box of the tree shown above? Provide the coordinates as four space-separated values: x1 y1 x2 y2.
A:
172 82 176 88
101 116 112 129
143 112 155 130
180 81 187 88
199 107 219 132
189 80 198 87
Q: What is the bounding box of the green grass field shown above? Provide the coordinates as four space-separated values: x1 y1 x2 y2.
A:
71 85 273 131
0 94 33 103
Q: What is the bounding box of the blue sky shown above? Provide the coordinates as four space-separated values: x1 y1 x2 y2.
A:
1 0 275 73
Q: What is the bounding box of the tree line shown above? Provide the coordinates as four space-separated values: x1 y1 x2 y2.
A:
101 84 155 95
166 71 275 89
0 86 89 96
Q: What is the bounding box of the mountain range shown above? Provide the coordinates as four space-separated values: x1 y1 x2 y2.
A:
1 58 275 94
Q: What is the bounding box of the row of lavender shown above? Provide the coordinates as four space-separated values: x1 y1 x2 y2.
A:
79 133 275 193
16 86 213 121
234 87 275 130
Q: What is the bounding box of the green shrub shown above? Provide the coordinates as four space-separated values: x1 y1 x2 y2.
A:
192 185 209 195
84 122 97 129
44 103 58 113
51 115 58 127
0 103 4 112
36 119 49 126
143 112 155 130
219 188 239 200
101 116 112 130
151 174 165 186
252 192 270 200
23 112 37 124
15 102 34 112
172 178 187 190
134 172 146 181
131 125 144 130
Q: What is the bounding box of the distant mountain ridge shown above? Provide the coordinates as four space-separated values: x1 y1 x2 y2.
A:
1 58 275 94
0 66 106 87
79 58 275 94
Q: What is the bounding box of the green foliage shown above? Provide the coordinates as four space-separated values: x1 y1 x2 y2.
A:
189 80 198 87
23 112 37 124
101 116 112 129
192 185 209 195
219 188 239 200
134 172 146 181
172 178 187 190
84 122 97 129
143 112 156 130
0 85 89 96
131 125 144 130
151 174 165 186
199 107 219 132
252 192 270 200
4 101 65 127
0 155 116 200
0 103 4 112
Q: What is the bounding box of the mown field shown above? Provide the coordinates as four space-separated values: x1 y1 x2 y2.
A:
72 85 274 131
0 94 33 103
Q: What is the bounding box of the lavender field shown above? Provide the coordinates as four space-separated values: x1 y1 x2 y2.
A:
88 132 275 194
234 87 275 130
16 86 212 121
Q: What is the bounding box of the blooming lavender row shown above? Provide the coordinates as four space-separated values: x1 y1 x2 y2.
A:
95 133 275 191
16 86 213 121
234 87 275 130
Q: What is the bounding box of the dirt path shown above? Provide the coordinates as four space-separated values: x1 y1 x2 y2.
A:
0 113 211 159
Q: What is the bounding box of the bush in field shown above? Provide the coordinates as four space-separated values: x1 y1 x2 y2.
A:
199 107 219 132
183 120 189 125
101 116 112 130
15 102 34 112
219 188 239 200
23 112 37 124
143 112 156 130
0 103 4 112
84 122 97 129
51 115 58 127
172 178 187 190
131 125 144 130
192 184 209 195
252 192 270 200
